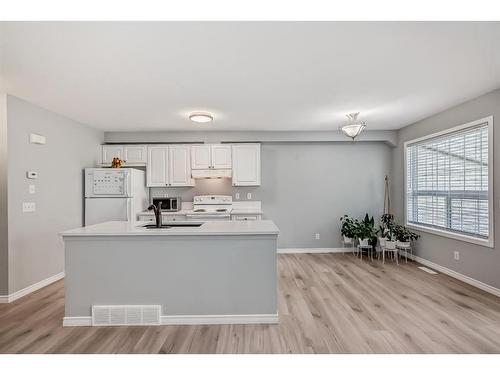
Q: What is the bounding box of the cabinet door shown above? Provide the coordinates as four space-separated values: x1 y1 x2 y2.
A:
211 145 232 169
231 214 261 221
232 144 261 186
169 145 193 186
191 145 212 169
147 146 169 187
101 145 124 165
124 145 147 164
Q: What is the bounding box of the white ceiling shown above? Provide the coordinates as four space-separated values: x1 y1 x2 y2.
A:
1 22 500 131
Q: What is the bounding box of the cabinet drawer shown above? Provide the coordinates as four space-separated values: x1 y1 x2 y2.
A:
164 215 186 222
231 214 261 221
138 215 155 222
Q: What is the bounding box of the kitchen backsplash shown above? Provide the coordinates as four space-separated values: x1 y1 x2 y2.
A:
149 178 261 203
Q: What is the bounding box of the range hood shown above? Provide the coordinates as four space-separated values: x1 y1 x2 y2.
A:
191 169 232 179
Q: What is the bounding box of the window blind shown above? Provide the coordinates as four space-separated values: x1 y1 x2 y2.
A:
406 122 489 240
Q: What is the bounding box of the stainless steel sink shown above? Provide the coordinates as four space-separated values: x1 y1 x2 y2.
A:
142 223 203 229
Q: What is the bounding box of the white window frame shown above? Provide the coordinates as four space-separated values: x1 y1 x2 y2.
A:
404 116 494 248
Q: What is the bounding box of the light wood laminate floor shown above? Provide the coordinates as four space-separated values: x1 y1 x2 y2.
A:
1 253 500 353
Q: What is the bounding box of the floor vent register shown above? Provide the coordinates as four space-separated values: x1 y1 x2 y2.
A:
92 305 161 326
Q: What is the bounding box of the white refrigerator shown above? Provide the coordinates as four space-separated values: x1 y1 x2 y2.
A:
84 168 148 226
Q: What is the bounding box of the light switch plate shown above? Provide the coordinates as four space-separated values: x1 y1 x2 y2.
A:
29 133 46 145
29 184 36 194
235 193 240 200
22 202 36 212
247 192 252 200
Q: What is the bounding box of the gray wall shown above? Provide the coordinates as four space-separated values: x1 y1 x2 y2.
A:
392 88 500 289
0 94 8 295
6 95 103 294
149 142 392 249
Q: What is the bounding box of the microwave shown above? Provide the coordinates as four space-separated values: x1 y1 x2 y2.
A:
152 197 182 212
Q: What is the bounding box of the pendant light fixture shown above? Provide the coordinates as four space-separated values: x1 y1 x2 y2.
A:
340 112 366 140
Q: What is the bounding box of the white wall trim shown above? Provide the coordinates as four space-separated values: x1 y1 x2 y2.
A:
412 255 500 298
160 313 278 325
63 313 278 327
63 316 93 327
0 272 65 303
277 247 353 254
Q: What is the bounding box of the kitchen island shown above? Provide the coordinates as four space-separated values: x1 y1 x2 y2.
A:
60 220 279 326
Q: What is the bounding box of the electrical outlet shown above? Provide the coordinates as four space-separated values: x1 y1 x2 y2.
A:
22 202 36 212
29 184 36 194
454 251 460 260
247 192 252 200
235 193 240 200
315 233 320 240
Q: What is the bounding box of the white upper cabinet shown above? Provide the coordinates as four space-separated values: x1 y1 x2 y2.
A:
147 145 193 187
191 145 212 169
211 145 232 169
191 144 232 169
123 145 147 164
101 145 124 165
147 146 169 187
231 143 261 186
169 145 193 186
101 145 147 165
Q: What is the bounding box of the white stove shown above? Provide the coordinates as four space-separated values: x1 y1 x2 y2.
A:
186 195 233 220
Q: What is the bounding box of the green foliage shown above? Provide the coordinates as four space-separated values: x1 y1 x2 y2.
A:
339 215 357 239
340 213 419 244
393 224 420 242
359 213 378 245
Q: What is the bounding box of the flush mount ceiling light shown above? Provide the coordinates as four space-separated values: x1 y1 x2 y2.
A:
189 112 214 123
340 112 366 141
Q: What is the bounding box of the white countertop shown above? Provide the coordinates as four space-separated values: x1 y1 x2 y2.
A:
137 209 263 216
60 220 279 237
137 209 194 216
230 209 263 215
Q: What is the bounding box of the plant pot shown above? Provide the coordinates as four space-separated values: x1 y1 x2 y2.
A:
378 237 386 247
343 236 353 244
359 238 369 247
396 240 411 248
385 241 396 250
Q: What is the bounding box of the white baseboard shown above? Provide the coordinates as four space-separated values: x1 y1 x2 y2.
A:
0 272 65 303
63 313 279 327
278 247 353 254
63 316 92 327
160 314 278 325
412 255 500 298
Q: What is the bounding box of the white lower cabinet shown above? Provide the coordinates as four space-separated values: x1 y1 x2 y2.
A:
147 145 193 187
138 214 187 222
231 214 262 221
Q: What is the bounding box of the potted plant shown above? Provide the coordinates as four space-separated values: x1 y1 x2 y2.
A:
393 224 420 247
383 222 397 250
354 218 378 247
340 215 357 243
361 213 378 247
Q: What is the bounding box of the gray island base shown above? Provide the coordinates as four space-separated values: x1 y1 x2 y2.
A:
60 220 279 326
